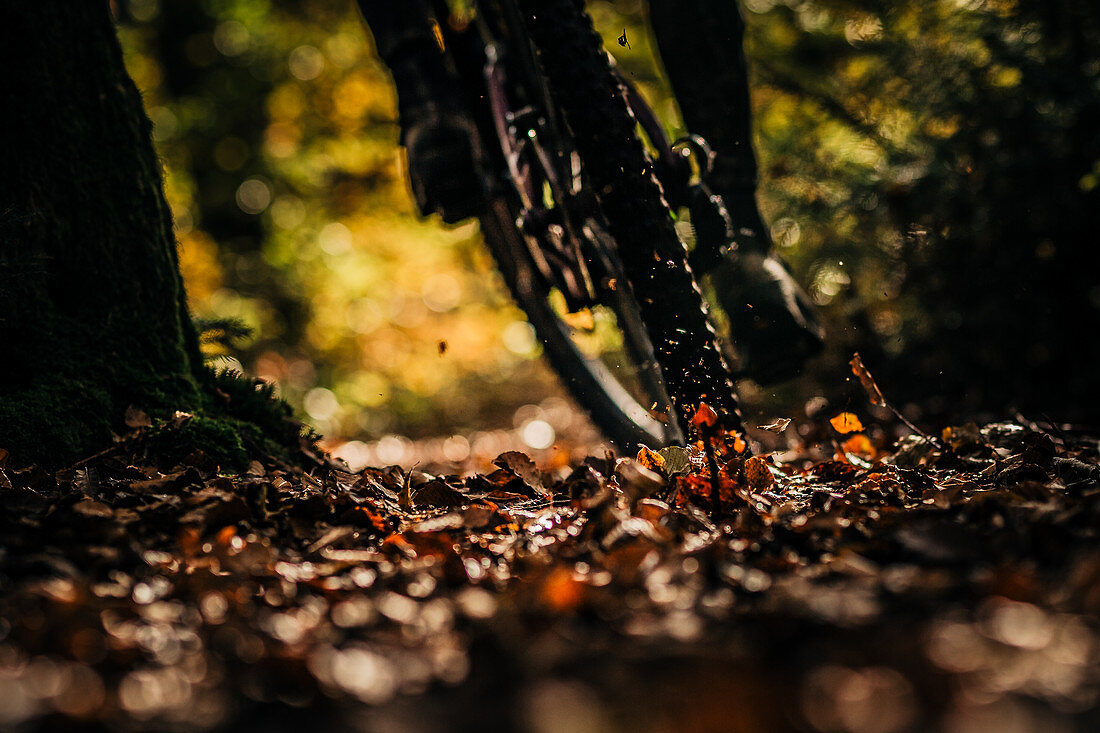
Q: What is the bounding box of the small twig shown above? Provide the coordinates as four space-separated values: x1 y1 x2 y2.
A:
1037 412 1068 443
67 442 125 470
850 353 942 450
398 461 421 511
702 425 723 518
886 403 942 450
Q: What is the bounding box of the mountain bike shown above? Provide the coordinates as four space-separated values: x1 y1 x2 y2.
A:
435 0 747 448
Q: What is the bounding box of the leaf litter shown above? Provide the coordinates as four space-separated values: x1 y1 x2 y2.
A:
1 413 1099 731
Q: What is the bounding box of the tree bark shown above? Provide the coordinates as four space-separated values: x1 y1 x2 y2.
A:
0 2 205 466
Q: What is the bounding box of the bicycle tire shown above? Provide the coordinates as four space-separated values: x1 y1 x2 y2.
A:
512 0 744 435
465 0 683 449
479 199 677 449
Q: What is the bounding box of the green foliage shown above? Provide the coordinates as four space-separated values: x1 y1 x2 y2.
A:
196 316 253 353
121 0 548 442
734 0 1100 415
137 369 319 472
207 367 319 451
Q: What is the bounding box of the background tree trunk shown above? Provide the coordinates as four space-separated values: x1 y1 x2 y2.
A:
0 2 205 466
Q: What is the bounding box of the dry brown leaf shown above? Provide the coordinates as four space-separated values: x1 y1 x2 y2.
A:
635 445 665 471
758 418 792 434
743 455 776 491
413 480 466 508
124 405 152 428
849 353 886 407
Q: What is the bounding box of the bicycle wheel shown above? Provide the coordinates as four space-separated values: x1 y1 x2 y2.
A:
502 0 742 437
464 1 682 448
480 197 678 449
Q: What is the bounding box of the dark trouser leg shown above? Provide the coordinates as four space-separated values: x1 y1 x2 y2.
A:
649 0 823 382
647 0 770 253
355 1 486 222
354 0 462 117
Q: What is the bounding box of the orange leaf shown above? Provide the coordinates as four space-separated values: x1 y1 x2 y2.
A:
635 445 665 471
743 455 775 491
830 412 864 434
215 526 237 547
691 402 718 429
841 434 875 458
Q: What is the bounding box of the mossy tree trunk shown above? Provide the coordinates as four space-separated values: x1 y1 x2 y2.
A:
0 2 206 466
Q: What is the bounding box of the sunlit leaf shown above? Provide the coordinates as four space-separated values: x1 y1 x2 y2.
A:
849 353 886 407
830 412 864 434
691 402 719 429
636 445 665 471
841 434 875 458
758 418 791 433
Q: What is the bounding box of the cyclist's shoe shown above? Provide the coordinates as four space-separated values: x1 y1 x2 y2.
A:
401 104 490 224
710 250 824 384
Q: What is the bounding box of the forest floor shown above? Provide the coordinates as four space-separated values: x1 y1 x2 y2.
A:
2 407 1100 732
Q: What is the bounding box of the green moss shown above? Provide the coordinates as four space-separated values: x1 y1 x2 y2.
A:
130 369 318 473
0 351 318 473
0 377 114 465
143 415 248 470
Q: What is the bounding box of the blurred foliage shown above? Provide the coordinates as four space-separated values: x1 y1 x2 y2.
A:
118 0 1099 442
118 0 559 443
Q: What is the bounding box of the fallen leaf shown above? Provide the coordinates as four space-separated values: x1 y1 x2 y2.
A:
842 434 876 458
130 469 198 494
758 418 791 433
493 451 542 489
656 446 694 476
849 353 886 407
72 499 113 518
636 445 665 471
413 480 467 508
692 402 719 430
830 412 864 434
399 469 414 510
743 455 776 491
124 405 152 428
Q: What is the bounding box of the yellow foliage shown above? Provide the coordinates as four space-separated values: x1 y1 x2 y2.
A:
177 230 223 305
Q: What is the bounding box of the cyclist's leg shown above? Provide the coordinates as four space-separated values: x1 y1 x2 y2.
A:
355 1 487 223
647 0 767 253
646 0 823 383
356 1 458 110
